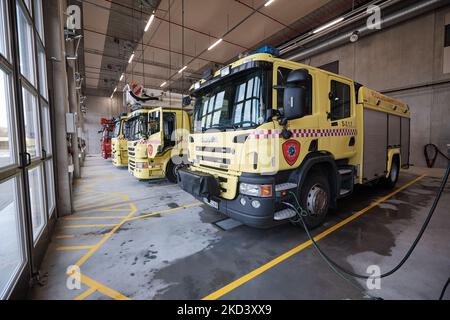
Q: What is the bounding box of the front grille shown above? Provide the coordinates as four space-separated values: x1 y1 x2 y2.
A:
129 159 136 171
197 155 230 165
196 146 234 154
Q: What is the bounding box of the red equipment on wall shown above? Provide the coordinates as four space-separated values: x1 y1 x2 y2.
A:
100 118 115 159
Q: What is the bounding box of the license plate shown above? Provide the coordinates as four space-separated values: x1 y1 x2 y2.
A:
203 198 219 209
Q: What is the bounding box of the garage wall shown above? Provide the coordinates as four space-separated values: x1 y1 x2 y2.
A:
300 6 450 168
82 94 123 155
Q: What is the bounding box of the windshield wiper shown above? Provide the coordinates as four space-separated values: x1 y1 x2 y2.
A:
209 124 238 131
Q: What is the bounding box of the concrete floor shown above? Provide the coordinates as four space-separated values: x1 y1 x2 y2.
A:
29 156 450 300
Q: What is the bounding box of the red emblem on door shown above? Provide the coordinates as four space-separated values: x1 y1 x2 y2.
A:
282 140 301 166
147 144 153 156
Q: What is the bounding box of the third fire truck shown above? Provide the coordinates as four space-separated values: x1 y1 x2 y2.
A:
124 83 191 182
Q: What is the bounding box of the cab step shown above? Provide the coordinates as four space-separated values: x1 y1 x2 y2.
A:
274 208 297 221
338 166 355 198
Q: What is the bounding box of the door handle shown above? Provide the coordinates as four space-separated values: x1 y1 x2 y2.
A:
26 153 31 166
20 152 32 168
42 149 47 160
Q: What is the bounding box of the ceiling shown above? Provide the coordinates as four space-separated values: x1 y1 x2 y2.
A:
81 0 373 97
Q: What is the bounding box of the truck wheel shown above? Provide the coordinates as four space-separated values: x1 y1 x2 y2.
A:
293 170 330 230
384 157 399 189
166 160 178 183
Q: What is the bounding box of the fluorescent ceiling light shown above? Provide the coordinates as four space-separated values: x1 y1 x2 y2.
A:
178 66 187 74
264 0 275 7
160 82 167 87
144 14 155 32
313 17 345 34
119 74 124 81
128 52 135 64
208 38 223 51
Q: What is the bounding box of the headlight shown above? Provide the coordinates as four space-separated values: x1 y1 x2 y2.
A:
136 162 149 169
239 183 273 198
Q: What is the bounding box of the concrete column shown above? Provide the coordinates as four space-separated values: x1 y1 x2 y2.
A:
43 0 73 216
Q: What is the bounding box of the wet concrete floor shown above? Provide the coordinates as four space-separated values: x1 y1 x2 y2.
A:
30 156 450 300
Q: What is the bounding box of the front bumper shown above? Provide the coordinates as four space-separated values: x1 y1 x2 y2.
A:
177 168 293 228
131 161 164 180
112 151 128 166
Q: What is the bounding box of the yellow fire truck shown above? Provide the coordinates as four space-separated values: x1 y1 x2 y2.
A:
127 106 190 182
178 47 410 229
111 113 129 167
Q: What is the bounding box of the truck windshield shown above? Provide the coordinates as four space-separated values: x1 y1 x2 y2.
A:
148 111 161 135
193 68 269 133
112 120 121 137
126 117 141 140
106 128 114 139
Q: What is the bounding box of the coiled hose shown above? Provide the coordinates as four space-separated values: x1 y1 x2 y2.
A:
284 158 450 299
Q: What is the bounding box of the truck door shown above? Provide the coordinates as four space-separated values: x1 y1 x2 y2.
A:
326 77 357 159
147 108 164 158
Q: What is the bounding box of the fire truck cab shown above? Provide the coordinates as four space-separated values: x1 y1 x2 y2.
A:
127 107 190 182
111 113 129 167
177 48 410 229
123 83 191 182
100 118 115 159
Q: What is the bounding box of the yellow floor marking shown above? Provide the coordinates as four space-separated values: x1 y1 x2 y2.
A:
78 273 130 300
74 194 110 205
74 202 138 268
202 174 426 300
126 202 203 221
56 245 95 251
75 199 123 211
55 234 104 239
74 209 131 215
74 287 97 300
63 223 118 229
113 184 176 194
64 216 127 221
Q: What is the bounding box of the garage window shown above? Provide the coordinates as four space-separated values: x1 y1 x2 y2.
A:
16 2 36 85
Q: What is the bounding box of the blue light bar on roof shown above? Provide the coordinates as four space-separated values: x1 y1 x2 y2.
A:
252 45 280 57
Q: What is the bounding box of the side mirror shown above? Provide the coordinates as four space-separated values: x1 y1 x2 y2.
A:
182 96 192 107
283 69 309 120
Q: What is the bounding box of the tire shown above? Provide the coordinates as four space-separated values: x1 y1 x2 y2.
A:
166 160 178 183
384 157 399 189
293 170 330 230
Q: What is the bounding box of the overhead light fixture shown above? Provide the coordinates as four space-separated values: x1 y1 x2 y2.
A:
208 38 223 51
178 66 187 74
160 82 167 87
144 14 155 32
128 52 135 64
119 73 124 81
313 17 345 34
264 0 275 7
111 87 117 99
